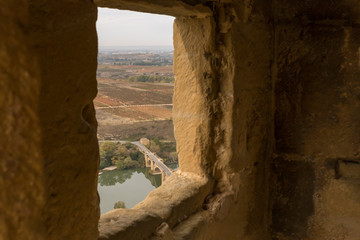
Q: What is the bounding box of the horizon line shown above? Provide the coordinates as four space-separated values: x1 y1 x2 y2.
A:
99 45 173 47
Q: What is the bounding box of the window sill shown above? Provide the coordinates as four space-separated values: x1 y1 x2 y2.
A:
99 172 212 240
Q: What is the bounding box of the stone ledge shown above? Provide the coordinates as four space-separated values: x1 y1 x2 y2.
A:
94 0 212 18
99 209 162 240
172 210 210 239
99 172 212 239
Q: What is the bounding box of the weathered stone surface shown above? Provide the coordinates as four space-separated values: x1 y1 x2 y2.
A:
273 1 360 239
99 209 162 240
94 0 212 18
337 159 360 180
275 0 360 23
134 173 212 227
99 173 211 239
151 222 175 240
271 157 316 239
205 1 274 239
172 211 210 240
0 1 45 240
173 17 217 176
2 0 360 239
29 0 100 239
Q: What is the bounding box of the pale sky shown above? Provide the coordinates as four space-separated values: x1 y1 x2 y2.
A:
97 8 175 47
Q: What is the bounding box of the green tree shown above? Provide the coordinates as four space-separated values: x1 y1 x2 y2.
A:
114 144 128 160
137 154 145 168
114 201 126 209
149 140 160 154
123 157 139 169
129 150 141 161
99 142 118 169
116 160 124 170
125 141 133 149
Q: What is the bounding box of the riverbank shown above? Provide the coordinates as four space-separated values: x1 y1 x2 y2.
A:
99 165 117 175
99 163 178 175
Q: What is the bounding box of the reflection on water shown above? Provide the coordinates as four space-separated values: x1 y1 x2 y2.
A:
98 168 161 215
99 168 161 187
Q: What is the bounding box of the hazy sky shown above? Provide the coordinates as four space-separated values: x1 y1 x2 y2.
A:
97 8 175 47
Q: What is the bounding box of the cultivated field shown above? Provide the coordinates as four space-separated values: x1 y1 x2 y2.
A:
97 65 173 80
95 49 175 141
95 79 175 141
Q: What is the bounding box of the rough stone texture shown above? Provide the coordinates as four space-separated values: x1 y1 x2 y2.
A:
133 173 211 227
189 1 274 239
29 0 100 239
173 16 217 176
99 209 163 240
99 173 211 240
2 0 360 239
99 1 274 239
0 1 45 240
94 0 212 18
172 211 210 240
273 0 360 239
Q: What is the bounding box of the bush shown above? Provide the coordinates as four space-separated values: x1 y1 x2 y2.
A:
99 158 110 170
99 142 147 170
114 201 126 209
99 142 118 169
116 160 124 170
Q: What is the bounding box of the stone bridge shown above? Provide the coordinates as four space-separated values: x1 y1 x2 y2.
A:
132 141 173 182
99 140 173 182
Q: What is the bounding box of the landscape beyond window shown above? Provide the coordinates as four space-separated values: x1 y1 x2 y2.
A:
95 8 177 215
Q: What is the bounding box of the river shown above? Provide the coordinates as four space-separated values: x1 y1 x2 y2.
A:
98 164 178 215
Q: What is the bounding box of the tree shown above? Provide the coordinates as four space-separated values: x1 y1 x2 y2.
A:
149 140 160 154
137 154 145 168
123 157 139 169
114 144 128 160
169 152 178 163
116 160 124 170
125 141 133 150
114 201 126 209
129 150 141 161
99 142 118 169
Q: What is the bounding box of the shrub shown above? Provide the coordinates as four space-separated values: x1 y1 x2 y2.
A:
114 201 126 209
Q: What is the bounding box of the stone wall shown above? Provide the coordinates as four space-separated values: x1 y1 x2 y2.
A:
2 0 99 239
272 1 360 239
28 0 100 239
182 1 274 239
1 0 360 239
0 1 45 240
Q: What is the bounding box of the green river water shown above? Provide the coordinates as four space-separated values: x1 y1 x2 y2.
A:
98 164 177 215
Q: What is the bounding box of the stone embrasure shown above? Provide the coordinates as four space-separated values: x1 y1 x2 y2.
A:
2 0 360 240
99 172 212 240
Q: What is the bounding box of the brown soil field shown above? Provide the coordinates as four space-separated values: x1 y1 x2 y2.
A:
97 120 175 141
101 106 172 121
134 106 172 119
97 65 174 80
95 79 175 141
98 65 173 75
95 80 173 106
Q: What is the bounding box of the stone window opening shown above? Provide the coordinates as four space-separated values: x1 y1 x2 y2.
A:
3 1 360 239
94 1 222 239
